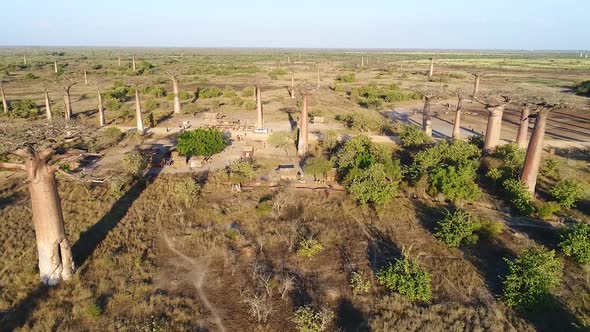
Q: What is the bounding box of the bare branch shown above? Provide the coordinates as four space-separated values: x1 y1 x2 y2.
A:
0 162 26 172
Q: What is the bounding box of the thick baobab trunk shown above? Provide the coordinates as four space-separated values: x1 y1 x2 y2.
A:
483 106 505 151
26 159 74 285
135 88 144 133
83 69 88 85
422 96 432 137
290 73 295 98
63 90 72 120
428 58 434 77
297 95 309 156
0 81 8 113
54 60 58 73
361 56 364 67
44 89 52 120
97 88 105 127
521 110 549 194
255 85 263 128
516 107 530 148
172 76 181 114
452 96 463 139
24 55 27 65
118 56 121 67
132 56 136 72
473 75 481 95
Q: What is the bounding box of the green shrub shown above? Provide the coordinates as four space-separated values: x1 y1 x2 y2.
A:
398 124 431 148
502 179 535 215
227 159 258 181
84 302 102 320
177 128 227 157
537 202 561 219
376 253 431 302
174 178 201 203
296 239 324 258
144 98 159 111
493 144 525 178
100 127 124 147
351 83 420 109
435 210 478 247
222 87 237 98
141 85 166 98
122 151 148 177
178 90 193 100
241 87 254 97
344 163 399 205
350 271 371 295
559 222 590 264
197 87 222 98
10 99 39 118
573 80 590 97
293 306 330 332
428 164 481 203
25 73 36 80
502 247 562 310
242 100 256 111
335 72 356 83
550 179 587 209
305 156 332 179
540 157 561 179
268 68 287 80
336 113 384 133
475 219 505 238
255 199 274 214
467 135 484 149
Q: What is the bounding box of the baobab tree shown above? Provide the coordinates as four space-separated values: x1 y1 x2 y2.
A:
134 83 144 133
54 60 58 73
1 80 8 113
515 101 531 148
166 71 181 114
471 72 485 95
0 119 99 285
452 89 467 139
44 88 52 120
290 72 296 99
255 83 263 128
55 77 77 120
297 83 315 156
83 68 88 85
428 57 435 77
132 55 136 72
520 93 570 194
415 85 442 137
97 87 106 127
471 90 515 151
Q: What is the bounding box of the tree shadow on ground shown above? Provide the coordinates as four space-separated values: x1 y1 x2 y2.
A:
0 284 50 330
365 224 401 274
336 297 368 332
520 298 589 332
279 107 297 130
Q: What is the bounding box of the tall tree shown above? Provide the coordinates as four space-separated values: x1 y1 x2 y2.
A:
0 120 99 285
44 88 52 120
0 81 8 113
290 72 295 99
83 68 88 85
132 55 136 72
166 71 181 114
452 89 466 139
471 90 515 151
135 84 144 133
520 94 569 194
255 83 263 128
428 57 435 77
97 87 105 127
471 72 485 95
515 102 531 148
297 84 314 156
416 85 442 137
55 77 77 120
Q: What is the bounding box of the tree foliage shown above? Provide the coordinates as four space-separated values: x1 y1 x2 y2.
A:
177 128 227 157
435 210 478 247
502 179 535 215
376 252 431 302
550 179 587 209
305 156 332 178
559 222 590 264
398 124 432 148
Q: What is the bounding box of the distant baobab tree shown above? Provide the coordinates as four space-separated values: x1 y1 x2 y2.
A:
23 54 27 65
54 60 58 73
83 68 88 85
0 119 99 285
118 56 121 67
515 101 531 148
132 55 136 72
166 71 182 114
54 77 78 120
452 89 467 139
297 83 315 156
96 86 106 127
471 72 485 95
255 83 264 128
1 80 8 113
44 87 52 120
290 72 296 98
134 83 144 133
520 93 570 193
415 85 442 137
428 57 435 77
471 90 515 151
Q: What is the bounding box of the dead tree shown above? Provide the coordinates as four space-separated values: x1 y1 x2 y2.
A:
44 88 52 120
415 85 442 137
520 94 569 194
471 72 485 95
428 57 435 77
297 83 315 156
97 87 105 127
0 81 8 113
166 71 181 114
135 84 144 133
55 77 78 120
255 83 263 128
515 102 531 148
0 120 99 285
471 90 515 151
452 89 466 139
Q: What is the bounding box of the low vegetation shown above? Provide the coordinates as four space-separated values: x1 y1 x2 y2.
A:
376 251 431 302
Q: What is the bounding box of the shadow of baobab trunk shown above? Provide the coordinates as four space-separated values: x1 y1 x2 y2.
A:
0 284 51 331
72 161 163 268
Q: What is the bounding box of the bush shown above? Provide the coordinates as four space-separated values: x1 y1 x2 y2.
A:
222 87 237 98
540 157 561 179
376 253 431 302
241 87 254 97
435 210 478 247
174 178 201 203
296 239 324 258
344 163 399 205
428 164 481 203
268 68 287 80
398 124 432 148
84 302 102 320
467 135 484 149
550 179 587 209
351 83 420 109
141 85 166 98
305 156 332 179
336 113 385 133
99 127 124 147
227 159 258 181
25 73 36 80
293 306 332 332
177 128 227 157
10 99 39 118
537 202 561 219
197 87 222 99
502 247 562 310
144 98 159 111
255 199 274 214
350 271 371 295
122 150 148 177
573 80 590 97
502 179 535 215
559 222 590 264
335 72 356 83
475 219 505 238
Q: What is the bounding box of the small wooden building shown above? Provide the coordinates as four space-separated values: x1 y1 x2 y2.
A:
276 164 298 181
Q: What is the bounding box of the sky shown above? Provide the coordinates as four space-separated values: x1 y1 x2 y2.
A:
0 0 587 50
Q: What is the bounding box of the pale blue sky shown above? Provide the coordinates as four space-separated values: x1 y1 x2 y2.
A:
0 0 587 49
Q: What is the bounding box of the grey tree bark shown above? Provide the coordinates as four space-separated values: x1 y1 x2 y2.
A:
452 94 464 139
297 94 309 156
44 89 52 120
97 88 105 127
255 85 263 128
135 87 144 133
422 96 433 137
516 106 530 148
520 110 548 194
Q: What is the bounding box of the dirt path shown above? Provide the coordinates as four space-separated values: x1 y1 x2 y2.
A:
163 235 227 332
